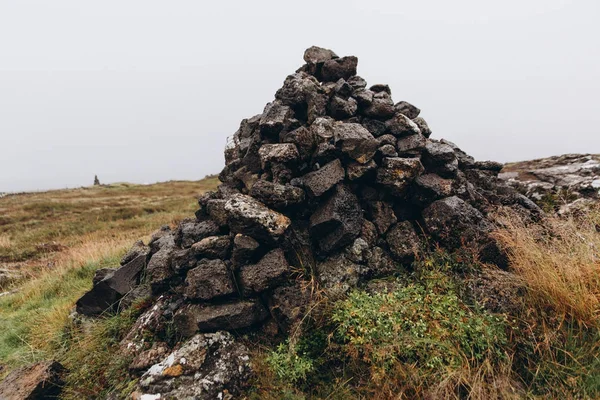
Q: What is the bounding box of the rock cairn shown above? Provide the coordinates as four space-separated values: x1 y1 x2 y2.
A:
74 47 540 398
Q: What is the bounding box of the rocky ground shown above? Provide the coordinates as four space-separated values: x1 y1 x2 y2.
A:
500 154 600 213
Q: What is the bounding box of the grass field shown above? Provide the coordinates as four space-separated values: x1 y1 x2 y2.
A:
0 178 218 286
0 178 218 373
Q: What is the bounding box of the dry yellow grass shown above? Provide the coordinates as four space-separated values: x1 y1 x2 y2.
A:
0 234 11 249
493 206 600 326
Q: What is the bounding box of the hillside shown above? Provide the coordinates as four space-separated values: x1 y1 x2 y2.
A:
500 154 600 213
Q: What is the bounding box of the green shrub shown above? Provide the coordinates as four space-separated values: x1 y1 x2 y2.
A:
266 341 315 384
332 283 507 375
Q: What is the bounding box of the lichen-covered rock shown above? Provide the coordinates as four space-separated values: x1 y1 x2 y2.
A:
224 193 291 242
133 332 251 400
249 180 305 209
376 157 425 195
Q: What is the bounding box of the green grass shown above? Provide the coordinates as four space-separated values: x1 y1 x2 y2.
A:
0 253 121 369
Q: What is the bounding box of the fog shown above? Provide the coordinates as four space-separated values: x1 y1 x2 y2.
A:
1 0 599 192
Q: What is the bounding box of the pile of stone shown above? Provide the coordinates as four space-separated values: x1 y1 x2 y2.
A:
68 47 540 399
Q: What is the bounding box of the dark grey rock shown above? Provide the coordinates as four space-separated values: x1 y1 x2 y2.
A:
376 157 425 195
259 101 293 138
413 173 455 203
231 234 260 269
310 185 362 253
320 56 358 82
184 259 235 300
301 159 345 197
334 78 354 98
206 199 228 227
92 267 116 286
378 134 396 146
354 89 374 108
347 75 367 90
250 180 305 209
175 219 220 249
423 141 457 165
386 221 421 263
378 144 398 158
368 201 398 235
267 283 311 331
280 126 315 161
76 255 146 316
121 240 150 266
413 116 432 138
174 301 269 335
316 252 361 293
346 159 377 181
328 95 358 119
422 196 493 250
361 92 395 119
370 84 391 94
275 72 320 107
258 143 299 169
303 46 338 64
394 101 420 119
190 235 232 259
386 113 421 137
239 248 290 295
364 246 397 278
397 133 427 156
333 122 378 164
0 360 65 400
146 246 176 293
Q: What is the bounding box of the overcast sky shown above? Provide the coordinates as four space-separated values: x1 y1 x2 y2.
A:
1 0 599 192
